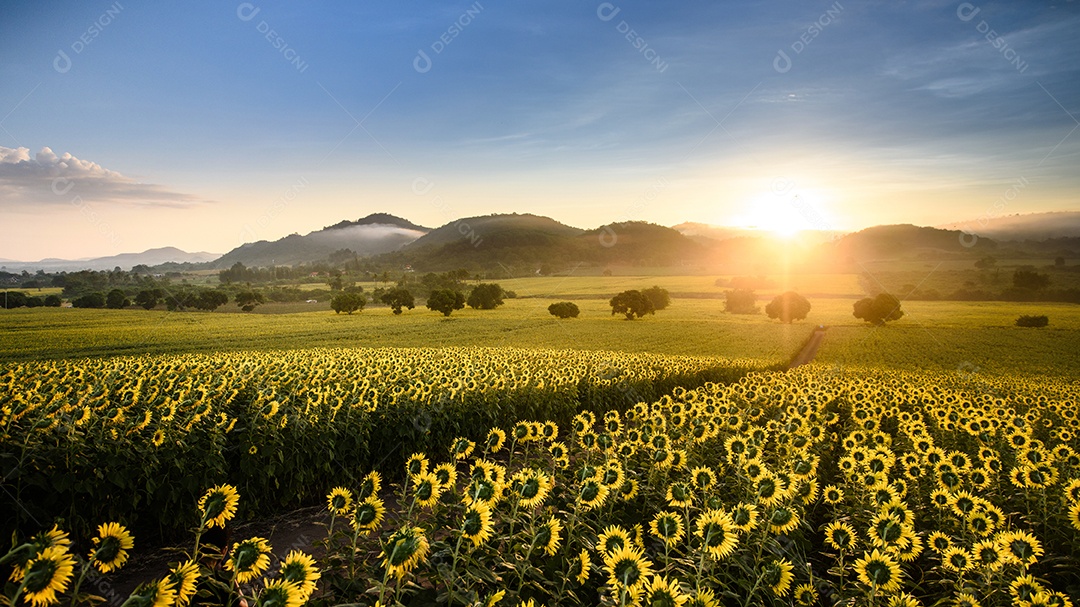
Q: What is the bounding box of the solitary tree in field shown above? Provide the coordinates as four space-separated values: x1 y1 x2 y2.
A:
853 293 904 325
610 290 654 320
765 291 811 323
724 289 758 314
427 289 466 317
548 301 580 319
380 287 416 315
642 286 671 311
235 290 266 312
467 283 505 310
331 291 366 314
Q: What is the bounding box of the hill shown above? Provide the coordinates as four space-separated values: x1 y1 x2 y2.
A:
214 213 427 268
827 224 996 261
0 247 220 273
939 211 1080 241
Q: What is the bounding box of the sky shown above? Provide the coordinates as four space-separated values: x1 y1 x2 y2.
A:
0 0 1078 260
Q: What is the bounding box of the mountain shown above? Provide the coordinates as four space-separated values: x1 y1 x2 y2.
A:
939 211 1080 241
0 247 220 273
582 221 707 266
214 213 429 268
828 224 996 261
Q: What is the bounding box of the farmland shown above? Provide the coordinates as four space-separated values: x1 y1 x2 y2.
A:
2 281 1080 607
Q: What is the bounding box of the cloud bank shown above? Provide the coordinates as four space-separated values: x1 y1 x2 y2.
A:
0 146 209 208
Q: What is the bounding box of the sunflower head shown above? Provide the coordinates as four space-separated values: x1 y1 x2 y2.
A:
533 517 563 556
351 496 386 534
198 484 240 529
326 487 353 516
256 580 303 607
382 526 430 579
649 511 685 547
90 522 135 574
280 550 320 601
21 546 77 607
357 471 381 500
761 558 795 597
461 502 495 547
855 549 902 592
695 509 740 560
225 537 273 584
167 560 200 607
603 545 654 591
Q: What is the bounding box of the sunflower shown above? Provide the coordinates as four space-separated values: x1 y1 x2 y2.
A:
579 479 609 511
412 471 443 508
768 506 800 535
790 583 816 606
20 546 77 607
868 514 908 550
690 466 717 491
604 545 654 592
642 575 689 607
618 479 641 501
549 442 569 467
89 522 135 573
327 487 353 516
1069 503 1080 532
855 549 902 592
483 590 507 607
461 502 495 547
754 474 786 507
928 531 952 555
942 547 972 573
695 509 740 560
352 496 386 534
953 592 981 607
824 521 857 552
1021 592 1057 607
484 427 506 454
280 550 320 601
167 560 200 607
463 476 504 507
966 511 994 537
225 537 272 584
198 484 240 529
127 578 177 607
761 558 795 597
1010 574 1045 602
666 482 693 508
451 437 475 460
887 592 921 607
433 462 458 491
649 511 685 547
576 549 591 585
382 526 430 579
688 587 719 607
256 580 304 607
534 517 563 556
1001 531 1043 566
729 503 759 533
972 539 1003 571
601 461 625 489
405 452 429 477
597 525 632 556
357 471 381 500
513 469 553 509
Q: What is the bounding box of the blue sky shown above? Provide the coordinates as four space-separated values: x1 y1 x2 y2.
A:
1 0 1078 259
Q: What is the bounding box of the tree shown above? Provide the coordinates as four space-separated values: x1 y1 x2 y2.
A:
72 292 106 309
235 290 266 312
765 291 811 323
25 296 44 308
548 302 580 319
427 289 465 317
44 295 62 307
2 291 28 309
974 256 996 270
853 293 904 325
724 289 758 314
331 292 367 314
609 290 654 320
642 286 671 311
193 290 230 311
105 289 130 309
134 289 161 310
1016 315 1048 327
380 287 415 315
467 283 505 310
1013 269 1050 291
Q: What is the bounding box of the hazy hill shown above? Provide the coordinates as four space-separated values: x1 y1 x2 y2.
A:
582 221 708 266
827 224 996 261
214 213 427 268
0 247 219 273
940 211 1080 241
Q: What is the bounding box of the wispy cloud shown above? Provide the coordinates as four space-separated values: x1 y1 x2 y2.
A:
0 146 211 209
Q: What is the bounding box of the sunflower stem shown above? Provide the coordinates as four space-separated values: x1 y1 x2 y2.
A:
69 559 92 607
447 533 465 606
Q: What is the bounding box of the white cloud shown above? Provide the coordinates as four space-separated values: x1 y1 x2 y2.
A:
0 146 209 208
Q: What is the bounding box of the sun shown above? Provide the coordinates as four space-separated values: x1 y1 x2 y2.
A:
729 194 807 239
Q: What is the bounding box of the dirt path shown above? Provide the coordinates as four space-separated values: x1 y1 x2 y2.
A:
787 326 827 370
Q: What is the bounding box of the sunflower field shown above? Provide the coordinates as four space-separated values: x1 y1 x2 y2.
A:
5 362 1080 606
0 346 759 541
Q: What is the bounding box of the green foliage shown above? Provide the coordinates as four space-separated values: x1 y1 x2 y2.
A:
105 289 130 309
193 290 230 312
641 285 671 311
853 293 904 325
43 294 62 307
1013 268 1051 291
134 289 162 310
427 289 466 317
548 301 580 319
1016 314 1049 327
235 290 267 312
380 287 415 315
72 292 106 309
724 289 758 314
331 291 367 314
1 291 28 309
466 283 505 310
765 291 811 323
609 290 654 320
